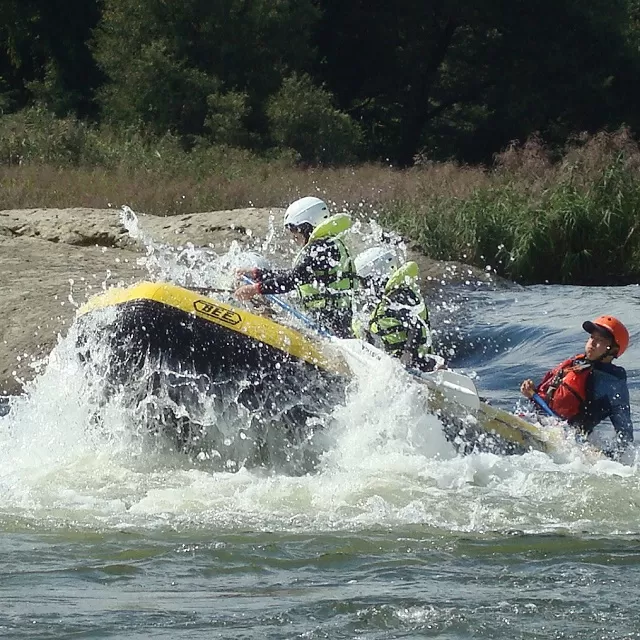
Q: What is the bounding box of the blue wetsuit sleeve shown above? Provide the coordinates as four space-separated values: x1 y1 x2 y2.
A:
591 372 634 447
609 379 634 446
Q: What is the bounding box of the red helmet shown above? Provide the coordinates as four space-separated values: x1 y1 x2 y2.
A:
582 315 630 357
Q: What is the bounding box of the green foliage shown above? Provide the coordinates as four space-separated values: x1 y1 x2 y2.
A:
266 74 363 165
204 91 250 147
0 107 92 165
3 0 640 167
0 75 17 114
93 0 319 143
0 105 293 181
3 0 640 165
378 132 640 284
0 0 101 115
3 110 640 285
313 0 640 164
96 38 219 135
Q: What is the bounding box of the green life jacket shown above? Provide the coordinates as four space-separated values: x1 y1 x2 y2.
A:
368 261 432 359
294 214 356 312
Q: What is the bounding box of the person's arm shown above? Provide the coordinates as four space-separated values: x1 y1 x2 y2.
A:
236 260 303 299
399 323 420 366
236 262 301 286
608 378 634 450
521 367 553 399
385 290 424 364
257 267 301 295
259 240 338 295
584 370 634 458
252 266 285 283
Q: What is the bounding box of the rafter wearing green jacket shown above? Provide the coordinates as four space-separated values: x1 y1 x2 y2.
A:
354 246 436 372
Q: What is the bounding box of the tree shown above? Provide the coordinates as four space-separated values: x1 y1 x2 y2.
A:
266 73 363 164
313 0 640 165
0 0 102 115
93 0 320 141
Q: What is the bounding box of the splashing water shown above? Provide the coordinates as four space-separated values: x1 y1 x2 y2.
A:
0 207 639 538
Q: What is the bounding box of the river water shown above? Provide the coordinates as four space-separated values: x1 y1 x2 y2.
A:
1 232 640 638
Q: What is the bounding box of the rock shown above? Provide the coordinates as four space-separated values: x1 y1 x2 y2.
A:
0 207 500 394
0 234 141 394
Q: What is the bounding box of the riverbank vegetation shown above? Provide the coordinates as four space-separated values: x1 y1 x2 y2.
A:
2 120 639 285
2 1 640 284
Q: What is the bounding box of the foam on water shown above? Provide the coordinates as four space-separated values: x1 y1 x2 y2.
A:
1 341 639 535
1 207 639 536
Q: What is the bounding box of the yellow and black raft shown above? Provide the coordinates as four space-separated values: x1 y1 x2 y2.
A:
443 402 556 457
75 281 350 466
77 281 347 378
75 280 572 463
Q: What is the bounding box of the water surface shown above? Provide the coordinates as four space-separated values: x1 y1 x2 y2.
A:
2 241 639 638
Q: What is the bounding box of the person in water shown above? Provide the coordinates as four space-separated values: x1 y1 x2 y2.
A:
353 245 437 372
235 196 356 338
520 315 633 456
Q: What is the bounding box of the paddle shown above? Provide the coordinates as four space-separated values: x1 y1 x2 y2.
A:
239 276 480 412
532 392 561 419
411 366 480 411
190 286 235 295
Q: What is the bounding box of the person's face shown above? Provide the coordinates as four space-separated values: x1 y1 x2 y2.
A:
585 330 615 361
289 228 307 246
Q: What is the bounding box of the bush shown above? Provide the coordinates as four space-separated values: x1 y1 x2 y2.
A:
266 73 363 165
378 131 640 284
3 116 640 285
0 107 91 166
204 91 250 147
0 106 260 178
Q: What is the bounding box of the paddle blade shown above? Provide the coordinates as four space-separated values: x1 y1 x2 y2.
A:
411 369 481 412
337 339 481 412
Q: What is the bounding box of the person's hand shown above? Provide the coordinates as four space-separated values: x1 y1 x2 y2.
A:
520 379 536 398
235 283 261 301
235 268 254 280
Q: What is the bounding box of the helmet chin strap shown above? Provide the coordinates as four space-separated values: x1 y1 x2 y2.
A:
587 345 616 363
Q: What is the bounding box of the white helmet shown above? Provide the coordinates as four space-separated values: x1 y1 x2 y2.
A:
355 246 401 279
283 197 330 229
234 251 271 271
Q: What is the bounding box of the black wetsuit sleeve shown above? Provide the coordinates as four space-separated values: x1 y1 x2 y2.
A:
256 239 340 295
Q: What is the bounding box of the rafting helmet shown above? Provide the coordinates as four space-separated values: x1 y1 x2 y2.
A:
283 197 330 230
235 251 270 271
582 315 629 357
355 246 402 280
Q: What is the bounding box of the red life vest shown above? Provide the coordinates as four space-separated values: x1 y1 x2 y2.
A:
536 354 592 420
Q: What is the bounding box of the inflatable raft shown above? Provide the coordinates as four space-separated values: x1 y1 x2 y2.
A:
75 281 587 465
75 281 349 469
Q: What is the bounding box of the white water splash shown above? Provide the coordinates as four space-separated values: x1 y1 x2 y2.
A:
1 208 639 536
1 313 638 536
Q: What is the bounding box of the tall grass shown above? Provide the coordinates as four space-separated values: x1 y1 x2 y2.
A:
1 107 639 284
378 132 640 284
